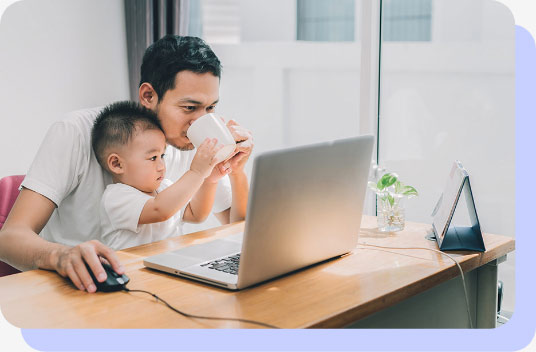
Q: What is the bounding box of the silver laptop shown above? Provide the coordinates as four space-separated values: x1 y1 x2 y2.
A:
143 135 374 290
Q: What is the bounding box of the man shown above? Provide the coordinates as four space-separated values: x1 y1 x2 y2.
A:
0 35 252 293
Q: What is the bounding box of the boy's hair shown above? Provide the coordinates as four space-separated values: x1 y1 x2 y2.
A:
139 35 222 100
92 101 163 170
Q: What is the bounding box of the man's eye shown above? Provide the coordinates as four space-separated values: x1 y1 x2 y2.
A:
183 106 196 111
207 106 216 112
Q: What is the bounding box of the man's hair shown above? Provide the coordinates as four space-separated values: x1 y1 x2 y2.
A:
139 35 222 100
92 101 163 170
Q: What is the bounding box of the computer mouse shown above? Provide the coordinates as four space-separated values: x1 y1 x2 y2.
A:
86 262 130 292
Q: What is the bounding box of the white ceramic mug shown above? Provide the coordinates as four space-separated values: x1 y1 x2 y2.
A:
186 113 236 163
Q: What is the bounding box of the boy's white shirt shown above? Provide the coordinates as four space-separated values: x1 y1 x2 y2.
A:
99 179 183 250
21 107 232 247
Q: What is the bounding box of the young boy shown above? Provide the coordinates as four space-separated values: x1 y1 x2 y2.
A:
92 101 229 250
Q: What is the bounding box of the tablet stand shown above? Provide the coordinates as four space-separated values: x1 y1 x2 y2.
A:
431 161 486 252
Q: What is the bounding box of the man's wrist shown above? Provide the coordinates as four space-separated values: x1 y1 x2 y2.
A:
45 245 65 271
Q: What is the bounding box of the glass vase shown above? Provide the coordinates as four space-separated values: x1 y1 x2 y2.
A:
377 194 406 232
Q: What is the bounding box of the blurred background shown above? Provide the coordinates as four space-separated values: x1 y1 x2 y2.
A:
0 0 514 316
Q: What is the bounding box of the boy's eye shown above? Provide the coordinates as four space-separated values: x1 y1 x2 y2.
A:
150 156 157 161
161 153 166 159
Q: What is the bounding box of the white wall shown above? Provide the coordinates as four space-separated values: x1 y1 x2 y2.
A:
0 0 130 178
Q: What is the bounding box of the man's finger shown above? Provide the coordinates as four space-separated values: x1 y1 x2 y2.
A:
94 241 124 275
66 265 85 291
72 257 97 293
80 244 107 283
229 125 250 138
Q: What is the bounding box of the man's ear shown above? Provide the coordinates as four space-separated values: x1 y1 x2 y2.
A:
139 83 159 110
107 153 124 175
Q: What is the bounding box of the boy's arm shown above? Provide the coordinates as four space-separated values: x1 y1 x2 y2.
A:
0 189 123 292
182 160 234 223
182 179 218 223
139 170 205 224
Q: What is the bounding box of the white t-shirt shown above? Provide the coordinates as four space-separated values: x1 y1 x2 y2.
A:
99 179 183 250
22 107 232 247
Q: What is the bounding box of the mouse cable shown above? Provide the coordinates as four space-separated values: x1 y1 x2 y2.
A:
122 287 280 329
357 242 474 329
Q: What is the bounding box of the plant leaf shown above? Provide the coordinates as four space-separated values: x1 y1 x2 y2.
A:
394 180 403 194
387 193 395 207
402 185 419 197
378 173 398 190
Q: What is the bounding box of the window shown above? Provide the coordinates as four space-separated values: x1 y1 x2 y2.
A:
382 0 432 41
296 0 355 42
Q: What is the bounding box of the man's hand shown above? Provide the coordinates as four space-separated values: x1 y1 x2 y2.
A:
53 240 124 293
226 120 254 174
0 189 124 293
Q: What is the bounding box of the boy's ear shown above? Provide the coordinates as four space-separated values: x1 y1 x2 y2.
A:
107 153 124 175
139 82 159 110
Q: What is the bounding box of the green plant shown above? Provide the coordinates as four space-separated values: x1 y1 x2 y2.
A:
368 173 419 206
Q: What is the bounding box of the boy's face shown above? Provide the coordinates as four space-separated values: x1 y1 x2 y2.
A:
120 128 167 193
153 70 220 150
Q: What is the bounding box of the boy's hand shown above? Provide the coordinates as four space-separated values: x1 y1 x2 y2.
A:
190 138 222 178
205 160 232 184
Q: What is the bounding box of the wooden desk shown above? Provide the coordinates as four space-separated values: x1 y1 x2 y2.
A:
0 216 514 329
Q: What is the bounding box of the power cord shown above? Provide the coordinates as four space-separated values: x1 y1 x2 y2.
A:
497 314 510 323
357 242 474 329
122 287 280 329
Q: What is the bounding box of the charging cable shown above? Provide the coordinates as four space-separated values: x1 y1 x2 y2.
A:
357 242 474 329
497 314 510 323
122 287 279 329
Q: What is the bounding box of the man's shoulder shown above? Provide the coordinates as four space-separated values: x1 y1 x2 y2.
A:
57 106 104 132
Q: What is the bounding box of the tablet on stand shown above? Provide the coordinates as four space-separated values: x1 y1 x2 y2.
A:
431 161 486 252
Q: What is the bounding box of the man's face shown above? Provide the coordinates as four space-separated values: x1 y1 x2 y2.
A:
154 71 220 150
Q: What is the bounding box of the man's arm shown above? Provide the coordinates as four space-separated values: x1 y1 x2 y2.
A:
214 170 249 224
214 120 253 225
0 189 123 293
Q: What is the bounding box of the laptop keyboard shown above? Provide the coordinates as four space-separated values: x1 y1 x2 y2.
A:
201 253 240 275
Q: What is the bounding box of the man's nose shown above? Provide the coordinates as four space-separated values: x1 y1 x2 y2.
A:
190 111 207 125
